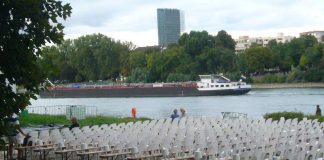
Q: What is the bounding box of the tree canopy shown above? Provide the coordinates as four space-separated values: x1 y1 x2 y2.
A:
40 30 240 83
0 0 71 147
40 31 324 84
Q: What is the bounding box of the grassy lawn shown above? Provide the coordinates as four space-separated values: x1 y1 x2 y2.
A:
19 112 324 128
19 114 151 127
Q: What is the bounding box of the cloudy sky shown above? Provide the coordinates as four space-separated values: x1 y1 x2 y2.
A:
62 0 324 47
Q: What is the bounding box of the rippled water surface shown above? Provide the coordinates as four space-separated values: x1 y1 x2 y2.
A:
30 88 324 118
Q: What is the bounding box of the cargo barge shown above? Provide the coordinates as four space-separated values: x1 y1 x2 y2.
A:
40 75 251 98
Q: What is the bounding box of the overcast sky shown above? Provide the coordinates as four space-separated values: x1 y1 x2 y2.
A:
62 0 324 47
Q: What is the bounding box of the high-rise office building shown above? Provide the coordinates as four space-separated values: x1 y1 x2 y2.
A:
157 8 184 46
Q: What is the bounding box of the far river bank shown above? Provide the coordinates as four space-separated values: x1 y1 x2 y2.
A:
252 83 324 89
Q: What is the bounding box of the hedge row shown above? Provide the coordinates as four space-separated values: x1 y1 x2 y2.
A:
264 112 324 122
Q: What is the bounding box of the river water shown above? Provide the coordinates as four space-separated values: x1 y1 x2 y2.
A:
30 88 324 119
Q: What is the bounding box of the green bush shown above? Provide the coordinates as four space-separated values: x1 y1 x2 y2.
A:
264 111 304 121
305 68 324 82
305 115 324 122
252 73 287 83
286 67 305 83
127 68 151 83
264 111 324 122
166 73 191 82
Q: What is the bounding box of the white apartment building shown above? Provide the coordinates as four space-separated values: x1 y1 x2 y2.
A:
235 33 294 53
300 31 324 43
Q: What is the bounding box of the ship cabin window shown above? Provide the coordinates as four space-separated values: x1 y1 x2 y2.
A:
216 85 219 87
221 85 224 87
211 85 214 87
226 85 229 87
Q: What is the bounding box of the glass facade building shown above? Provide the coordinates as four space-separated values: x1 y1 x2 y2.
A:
157 8 184 46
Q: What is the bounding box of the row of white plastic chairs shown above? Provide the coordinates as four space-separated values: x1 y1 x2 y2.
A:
16 117 324 160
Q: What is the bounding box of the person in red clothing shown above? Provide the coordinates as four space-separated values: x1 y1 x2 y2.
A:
132 106 136 120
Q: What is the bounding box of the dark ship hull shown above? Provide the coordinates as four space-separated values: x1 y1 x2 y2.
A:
39 86 251 98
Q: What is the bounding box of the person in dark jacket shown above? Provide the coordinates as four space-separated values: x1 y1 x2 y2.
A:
170 109 179 121
316 105 321 116
69 117 80 130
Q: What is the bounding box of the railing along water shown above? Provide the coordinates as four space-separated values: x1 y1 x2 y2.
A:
27 105 97 117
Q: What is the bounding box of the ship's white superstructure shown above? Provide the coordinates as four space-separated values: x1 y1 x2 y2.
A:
197 74 251 91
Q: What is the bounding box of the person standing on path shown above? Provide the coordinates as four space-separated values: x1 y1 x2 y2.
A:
8 113 28 160
316 105 321 116
132 106 137 120
170 109 179 121
180 108 186 118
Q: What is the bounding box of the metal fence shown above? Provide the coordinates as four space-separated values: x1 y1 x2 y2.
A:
221 112 247 119
27 105 97 116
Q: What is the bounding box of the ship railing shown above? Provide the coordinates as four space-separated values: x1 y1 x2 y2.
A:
27 105 97 116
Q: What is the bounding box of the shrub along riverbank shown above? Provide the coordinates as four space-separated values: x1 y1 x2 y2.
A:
264 112 324 122
252 83 324 89
19 114 150 127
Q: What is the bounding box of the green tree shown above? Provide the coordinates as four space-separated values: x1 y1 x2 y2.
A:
214 30 236 50
40 40 78 83
266 40 281 69
244 46 274 74
237 53 248 73
287 35 318 67
146 53 165 82
178 31 214 57
39 46 61 81
119 42 134 77
299 44 323 69
127 68 150 83
42 34 132 82
0 0 71 147
129 51 148 69
197 47 236 74
56 40 78 82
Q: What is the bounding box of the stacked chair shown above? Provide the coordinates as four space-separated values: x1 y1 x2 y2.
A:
13 117 324 160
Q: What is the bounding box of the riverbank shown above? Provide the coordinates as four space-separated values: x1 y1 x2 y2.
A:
252 83 324 89
20 112 324 129
20 114 150 128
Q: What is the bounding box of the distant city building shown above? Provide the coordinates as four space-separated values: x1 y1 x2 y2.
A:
300 31 324 43
157 8 184 47
235 33 294 53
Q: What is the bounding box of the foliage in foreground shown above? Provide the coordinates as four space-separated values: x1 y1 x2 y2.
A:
19 114 150 127
264 111 324 122
0 0 71 149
